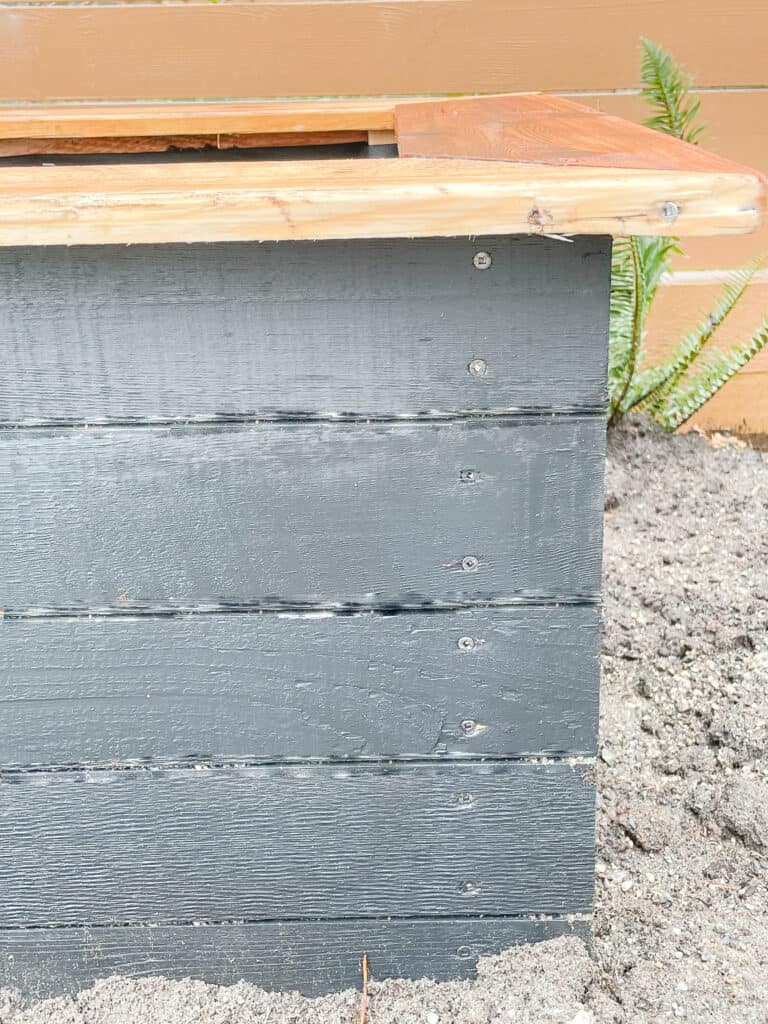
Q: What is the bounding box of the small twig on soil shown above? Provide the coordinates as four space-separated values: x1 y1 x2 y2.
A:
359 953 370 1024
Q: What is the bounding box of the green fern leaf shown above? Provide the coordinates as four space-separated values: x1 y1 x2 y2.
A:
656 320 768 429
608 235 678 423
640 261 762 416
618 363 676 415
640 38 705 143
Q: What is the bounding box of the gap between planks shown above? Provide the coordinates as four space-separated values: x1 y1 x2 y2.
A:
0 754 598 776
0 595 602 620
0 911 593 933
0 407 609 431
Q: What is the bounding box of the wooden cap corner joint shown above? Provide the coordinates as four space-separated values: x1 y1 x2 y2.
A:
0 92 763 246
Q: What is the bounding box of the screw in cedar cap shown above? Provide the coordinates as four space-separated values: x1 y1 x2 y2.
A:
472 251 493 270
467 358 488 377
660 201 680 222
460 718 477 734
461 555 480 572
457 635 477 651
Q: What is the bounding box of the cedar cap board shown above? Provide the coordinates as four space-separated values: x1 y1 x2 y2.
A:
0 93 762 245
394 94 759 174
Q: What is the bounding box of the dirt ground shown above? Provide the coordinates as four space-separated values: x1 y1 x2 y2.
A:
2 417 767 1024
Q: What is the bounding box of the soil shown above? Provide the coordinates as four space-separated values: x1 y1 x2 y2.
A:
2 417 767 1024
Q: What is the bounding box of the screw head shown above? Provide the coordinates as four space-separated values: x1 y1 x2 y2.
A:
461 555 479 572
456 945 473 959
457 635 476 651
468 358 488 377
460 718 476 734
472 251 492 270
459 468 479 484
660 201 680 222
459 880 481 895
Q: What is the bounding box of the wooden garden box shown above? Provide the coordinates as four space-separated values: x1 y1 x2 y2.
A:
0 94 763 997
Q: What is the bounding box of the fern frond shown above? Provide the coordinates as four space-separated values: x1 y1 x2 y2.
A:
608 239 637 382
608 235 679 423
640 260 763 416
640 38 705 143
618 363 675 415
655 320 768 429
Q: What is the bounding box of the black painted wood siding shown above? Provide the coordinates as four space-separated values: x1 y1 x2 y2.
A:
0 763 595 926
0 236 609 423
1 918 590 1001
0 234 609 996
1 605 600 765
0 418 604 608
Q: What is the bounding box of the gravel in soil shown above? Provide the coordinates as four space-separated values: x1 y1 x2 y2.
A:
2 417 767 1023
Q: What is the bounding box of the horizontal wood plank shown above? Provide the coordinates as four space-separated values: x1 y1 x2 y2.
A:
0 606 600 766
0 762 595 926
0 157 759 246
0 419 605 610
0 99 399 140
0 916 589 998
0 236 610 422
0 1 765 102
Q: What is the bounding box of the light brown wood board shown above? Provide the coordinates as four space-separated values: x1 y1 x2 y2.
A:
0 0 766 102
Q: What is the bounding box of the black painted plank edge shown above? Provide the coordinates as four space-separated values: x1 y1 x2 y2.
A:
0 916 590 998
0 762 595 926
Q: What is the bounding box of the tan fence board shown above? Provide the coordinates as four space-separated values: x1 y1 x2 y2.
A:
1 0 767 102
645 281 768 369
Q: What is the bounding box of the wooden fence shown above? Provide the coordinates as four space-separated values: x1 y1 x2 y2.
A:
2 0 766 432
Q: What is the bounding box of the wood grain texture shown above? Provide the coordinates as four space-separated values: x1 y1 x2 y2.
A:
0 916 589 998
0 605 600 766
0 1 765 102
0 762 595 926
0 418 605 610
395 94 762 178
0 99 398 140
0 236 610 422
586 90 768 273
0 157 759 246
